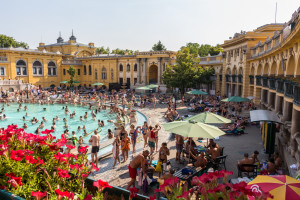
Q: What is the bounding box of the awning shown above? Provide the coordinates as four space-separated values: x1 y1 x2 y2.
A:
250 110 282 123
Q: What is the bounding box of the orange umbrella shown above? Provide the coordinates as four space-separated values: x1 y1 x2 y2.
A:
247 175 300 200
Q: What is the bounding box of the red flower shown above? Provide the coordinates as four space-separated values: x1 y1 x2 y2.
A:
84 195 93 200
68 192 74 200
81 172 90 178
91 163 99 171
93 179 112 191
0 185 7 190
57 167 70 179
31 191 47 200
37 157 46 165
177 191 190 199
149 195 156 200
41 129 53 134
7 175 23 188
66 145 75 149
70 164 83 170
129 187 139 198
55 189 70 198
79 146 89 153
10 149 25 161
25 155 38 164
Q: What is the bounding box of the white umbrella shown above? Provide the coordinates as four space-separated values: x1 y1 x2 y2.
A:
247 96 256 100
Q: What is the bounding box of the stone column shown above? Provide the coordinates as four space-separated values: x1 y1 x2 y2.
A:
282 101 292 122
136 58 141 84
143 58 147 85
157 57 161 84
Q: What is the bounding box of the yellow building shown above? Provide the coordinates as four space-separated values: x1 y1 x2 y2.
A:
0 32 176 90
219 8 300 176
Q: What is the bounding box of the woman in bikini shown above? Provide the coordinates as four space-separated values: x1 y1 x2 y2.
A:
158 142 170 177
141 121 148 148
112 136 120 168
154 124 161 152
129 124 141 154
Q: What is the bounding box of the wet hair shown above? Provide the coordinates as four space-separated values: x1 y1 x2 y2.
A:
162 142 167 146
169 169 175 174
254 150 259 155
244 153 249 158
212 143 216 148
149 126 153 130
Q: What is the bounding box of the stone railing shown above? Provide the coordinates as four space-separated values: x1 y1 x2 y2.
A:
0 56 8 62
269 79 276 90
294 85 300 106
284 81 294 98
249 75 254 84
0 80 23 85
61 60 82 65
256 76 261 86
276 79 284 93
262 77 268 87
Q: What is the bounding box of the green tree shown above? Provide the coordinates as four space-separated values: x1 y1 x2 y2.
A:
195 66 215 92
111 48 136 55
162 48 199 95
0 34 29 48
67 66 76 87
96 46 110 54
181 43 223 57
152 40 166 51
209 44 223 56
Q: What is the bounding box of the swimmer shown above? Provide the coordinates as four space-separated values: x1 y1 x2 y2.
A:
26 112 28 117
39 122 44 129
83 130 88 136
63 118 67 122
42 117 47 122
78 126 81 131
17 109 20 112
24 106 27 111
23 123 28 129
80 116 84 121
55 116 59 121
84 112 88 119
35 128 40 134
22 116 26 121
82 125 86 130
43 108 46 111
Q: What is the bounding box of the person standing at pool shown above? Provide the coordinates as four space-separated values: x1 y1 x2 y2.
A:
141 121 148 148
129 124 140 154
89 130 101 168
148 126 156 155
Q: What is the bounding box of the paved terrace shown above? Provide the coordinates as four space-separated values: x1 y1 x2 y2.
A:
89 104 269 196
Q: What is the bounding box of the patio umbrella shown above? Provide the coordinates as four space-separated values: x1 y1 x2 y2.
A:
92 82 104 86
136 86 152 90
147 84 159 88
162 120 225 139
186 90 208 95
247 175 300 200
73 81 80 83
185 112 232 124
60 81 68 84
221 96 250 102
247 96 256 100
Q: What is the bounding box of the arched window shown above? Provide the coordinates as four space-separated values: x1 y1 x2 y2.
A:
47 61 57 76
102 67 107 79
111 69 114 80
33 60 43 75
127 64 130 72
95 69 98 80
89 65 92 75
119 64 123 71
16 60 27 76
84 65 87 75
134 64 137 71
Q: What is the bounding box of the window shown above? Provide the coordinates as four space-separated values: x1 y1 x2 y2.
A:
84 65 87 75
16 60 27 76
47 61 57 76
33 60 43 75
119 64 123 71
95 69 98 80
111 69 114 80
134 64 137 71
0 67 5 76
89 65 92 75
101 67 107 79
127 64 130 72
119 78 123 85
134 78 137 85
63 69 66 75
127 78 130 84
77 69 80 75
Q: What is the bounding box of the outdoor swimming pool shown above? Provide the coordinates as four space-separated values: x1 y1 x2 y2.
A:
0 103 147 146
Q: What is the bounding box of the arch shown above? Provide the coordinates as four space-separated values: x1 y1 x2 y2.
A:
75 50 93 57
269 61 277 75
126 64 130 72
232 66 237 75
286 55 295 76
32 60 43 75
277 60 284 76
102 66 107 79
119 64 123 71
238 67 243 75
16 59 27 76
88 65 92 75
263 63 269 75
226 67 231 75
149 65 158 84
256 64 262 76
250 64 255 75
47 61 57 76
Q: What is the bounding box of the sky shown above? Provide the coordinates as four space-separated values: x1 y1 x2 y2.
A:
1 0 299 51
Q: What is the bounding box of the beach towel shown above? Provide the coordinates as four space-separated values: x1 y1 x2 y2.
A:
112 142 116 159
155 161 162 172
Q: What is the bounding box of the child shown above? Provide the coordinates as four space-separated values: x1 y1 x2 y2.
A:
121 134 130 162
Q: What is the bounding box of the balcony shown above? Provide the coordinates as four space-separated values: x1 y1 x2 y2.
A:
294 85 300 106
269 79 276 90
249 75 254 84
61 60 82 65
276 79 284 93
238 75 243 83
262 77 268 87
0 80 23 85
0 56 8 63
232 75 237 83
225 75 231 82
256 76 261 86
284 82 294 98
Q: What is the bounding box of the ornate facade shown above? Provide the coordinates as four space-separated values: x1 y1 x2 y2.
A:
0 32 176 90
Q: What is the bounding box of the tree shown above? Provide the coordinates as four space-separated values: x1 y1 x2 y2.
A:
162 48 199 96
111 48 136 55
181 43 223 57
96 46 110 54
195 66 215 92
152 40 166 51
67 66 76 87
0 34 28 48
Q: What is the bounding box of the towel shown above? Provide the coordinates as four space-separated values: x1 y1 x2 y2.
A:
112 142 116 159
